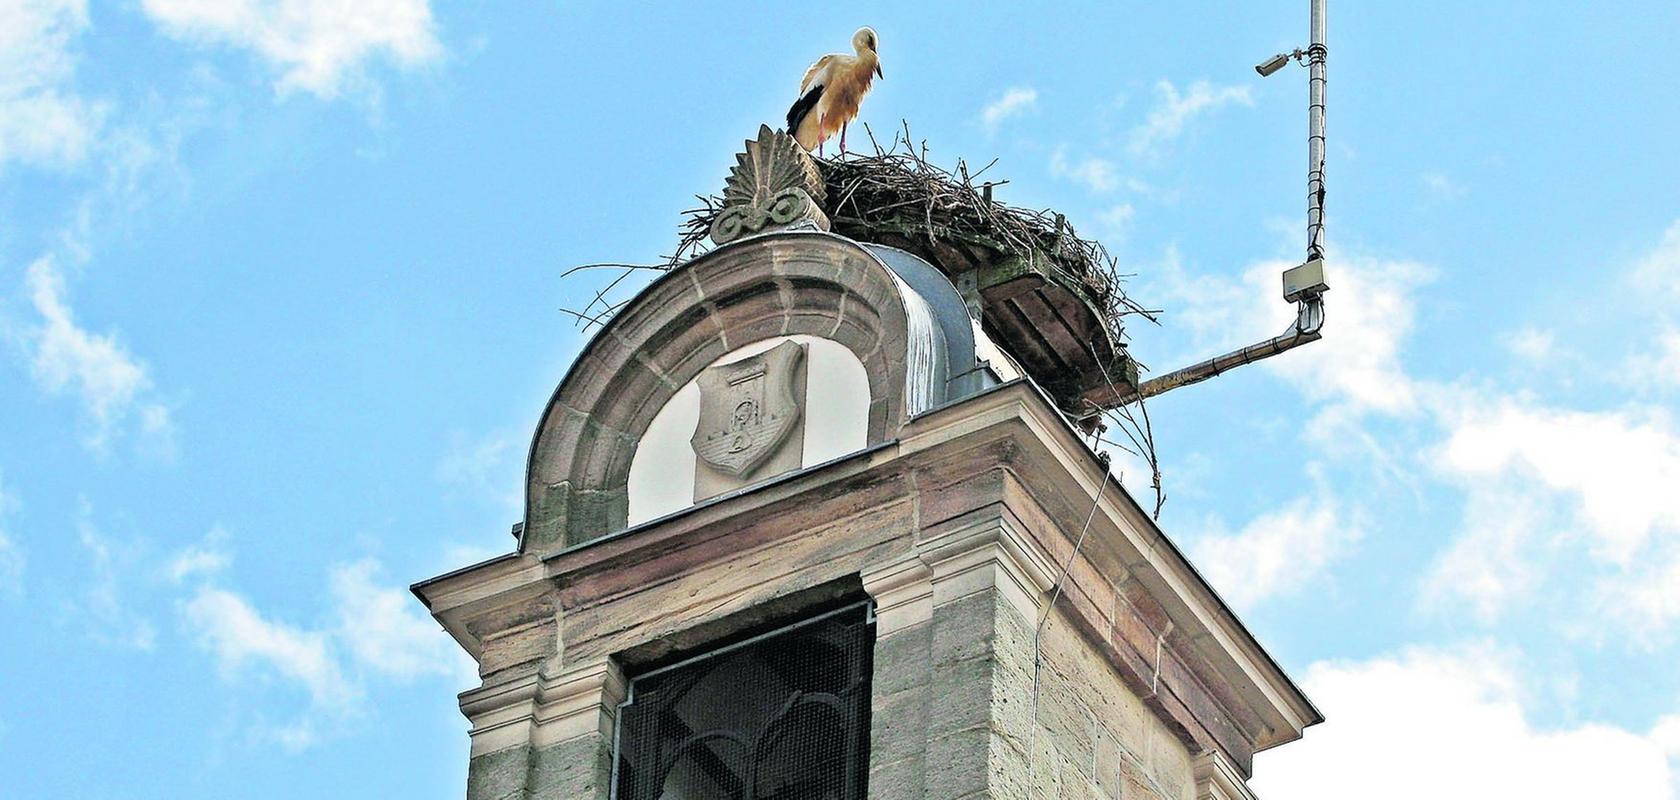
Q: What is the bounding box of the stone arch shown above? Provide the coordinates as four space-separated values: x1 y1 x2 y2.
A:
523 232 931 552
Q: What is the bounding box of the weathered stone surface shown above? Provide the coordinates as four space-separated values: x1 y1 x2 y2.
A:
1094 732 1125 798
871 621 931 696
465 737 613 800
527 736 612 800
476 617 557 678
555 499 912 665
1035 659 1096 772
467 746 530 800
867 620 931 799
710 124 829 244
870 684 930 773
1122 757 1160 800
924 726 994 799
867 756 923 800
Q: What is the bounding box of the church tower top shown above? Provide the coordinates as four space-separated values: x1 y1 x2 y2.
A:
413 126 1320 800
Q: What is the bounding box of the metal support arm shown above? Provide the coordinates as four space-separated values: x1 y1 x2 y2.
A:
1106 294 1324 406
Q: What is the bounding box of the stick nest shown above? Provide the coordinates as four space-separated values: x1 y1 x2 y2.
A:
665 123 1157 338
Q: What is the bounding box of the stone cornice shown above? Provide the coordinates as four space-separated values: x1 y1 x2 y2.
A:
904 380 1323 748
458 659 626 757
1195 750 1262 800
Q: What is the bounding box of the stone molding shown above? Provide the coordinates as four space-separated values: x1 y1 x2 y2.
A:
861 504 1058 638
459 658 626 758
919 507 1059 622
1194 750 1261 800
523 234 923 553
858 552 932 638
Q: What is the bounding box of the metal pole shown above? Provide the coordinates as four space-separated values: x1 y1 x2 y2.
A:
1083 0 1331 413
1306 0 1327 261
1101 298 1324 406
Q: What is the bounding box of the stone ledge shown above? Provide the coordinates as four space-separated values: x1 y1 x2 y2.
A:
459 659 626 758
1194 750 1260 800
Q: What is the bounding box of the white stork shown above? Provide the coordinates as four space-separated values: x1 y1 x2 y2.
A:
786 27 882 155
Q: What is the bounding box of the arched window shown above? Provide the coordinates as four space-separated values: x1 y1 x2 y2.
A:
614 604 874 800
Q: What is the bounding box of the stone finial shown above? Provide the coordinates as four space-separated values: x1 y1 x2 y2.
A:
710 124 830 245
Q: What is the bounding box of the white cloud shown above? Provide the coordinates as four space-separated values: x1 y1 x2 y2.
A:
1050 146 1119 192
1270 256 1433 416
1419 472 1555 622
1152 221 1680 639
75 503 158 649
1254 645 1676 799
1421 171 1467 199
1097 203 1134 238
1625 330 1680 390
0 471 21 595
981 86 1037 131
183 584 357 747
1631 219 1680 300
330 558 463 681
179 550 468 749
1158 250 1434 416
140 0 443 98
436 428 523 516
1607 549 1680 641
15 256 171 450
1421 393 1680 634
1504 327 1555 361
1047 80 1249 194
1436 400 1680 566
1654 714 1680 761
167 526 231 583
1189 492 1360 610
1127 80 1251 159
1406 223 1680 634
0 0 103 171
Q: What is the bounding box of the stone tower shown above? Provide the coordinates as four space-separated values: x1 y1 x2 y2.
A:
413 127 1321 800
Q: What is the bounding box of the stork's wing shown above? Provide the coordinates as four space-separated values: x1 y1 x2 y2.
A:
786 82 825 140
799 55 837 94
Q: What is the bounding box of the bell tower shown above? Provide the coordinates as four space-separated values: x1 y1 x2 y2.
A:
413 127 1321 799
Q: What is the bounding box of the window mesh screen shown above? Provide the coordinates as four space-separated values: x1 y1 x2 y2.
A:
614 603 874 800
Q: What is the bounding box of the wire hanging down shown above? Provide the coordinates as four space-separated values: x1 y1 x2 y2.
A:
1030 450 1110 734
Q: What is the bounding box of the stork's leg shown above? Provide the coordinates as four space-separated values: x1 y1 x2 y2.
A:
840 122 848 154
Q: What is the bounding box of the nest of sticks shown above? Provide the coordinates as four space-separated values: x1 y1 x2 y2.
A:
562 123 1169 518
664 123 1157 338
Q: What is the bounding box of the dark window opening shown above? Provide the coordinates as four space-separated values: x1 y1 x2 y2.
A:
613 602 874 800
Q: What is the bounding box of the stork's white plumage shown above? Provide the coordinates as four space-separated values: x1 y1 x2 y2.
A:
786 27 882 155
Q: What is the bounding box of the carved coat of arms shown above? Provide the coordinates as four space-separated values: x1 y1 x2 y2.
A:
690 340 807 478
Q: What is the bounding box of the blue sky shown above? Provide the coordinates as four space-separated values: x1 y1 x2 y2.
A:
2 1 1679 797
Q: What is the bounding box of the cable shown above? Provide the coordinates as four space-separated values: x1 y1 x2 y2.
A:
1029 451 1110 732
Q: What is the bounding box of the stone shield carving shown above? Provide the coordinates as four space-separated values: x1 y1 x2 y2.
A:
690 340 807 478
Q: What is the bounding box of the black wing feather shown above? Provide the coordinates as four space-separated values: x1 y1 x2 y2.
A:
786 84 824 135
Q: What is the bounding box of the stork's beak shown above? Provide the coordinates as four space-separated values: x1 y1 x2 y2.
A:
875 63 884 80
